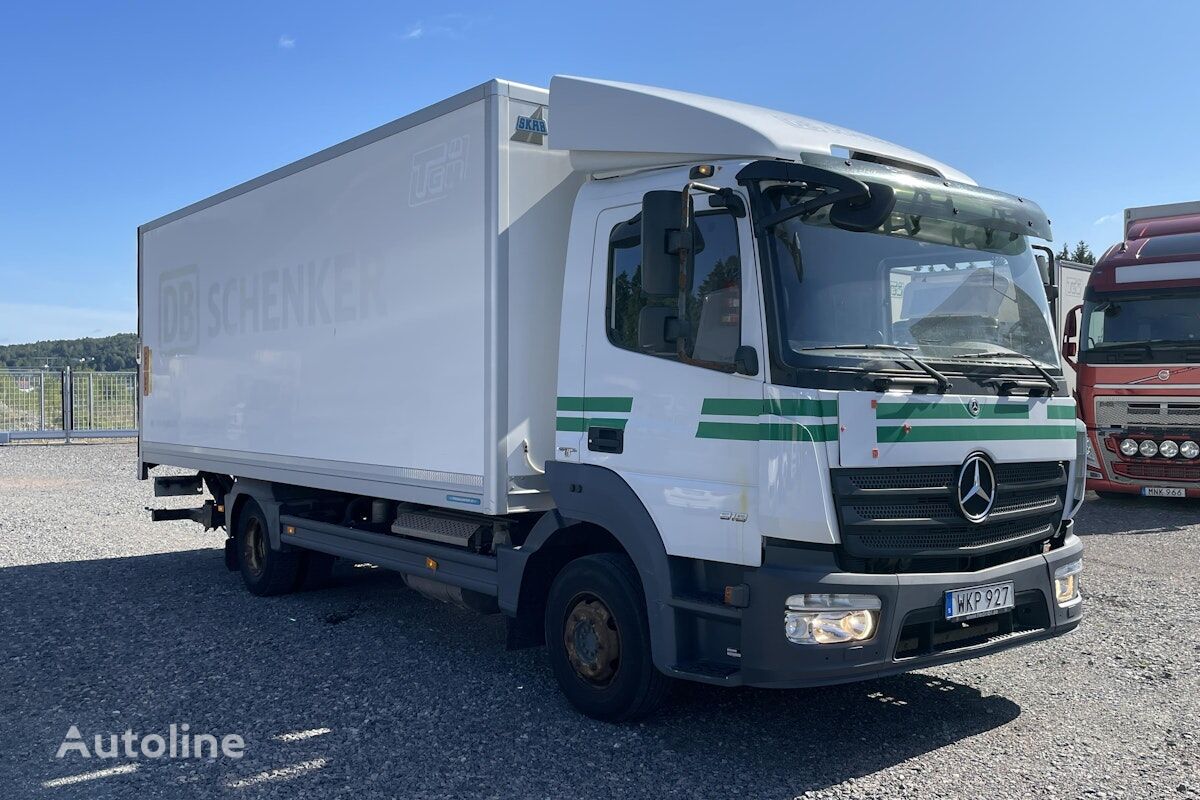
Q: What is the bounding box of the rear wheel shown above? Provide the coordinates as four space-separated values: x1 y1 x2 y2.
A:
235 500 302 596
544 553 669 722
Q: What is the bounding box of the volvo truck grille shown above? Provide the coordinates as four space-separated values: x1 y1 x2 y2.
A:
831 461 1067 573
1096 399 1200 428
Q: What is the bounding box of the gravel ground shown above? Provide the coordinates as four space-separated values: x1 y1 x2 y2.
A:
1 443 1197 800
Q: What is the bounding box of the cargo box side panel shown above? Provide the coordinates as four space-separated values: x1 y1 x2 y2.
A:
501 93 583 510
141 100 489 501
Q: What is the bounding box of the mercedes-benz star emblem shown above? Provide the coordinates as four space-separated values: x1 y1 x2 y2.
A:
967 399 981 417
956 454 996 523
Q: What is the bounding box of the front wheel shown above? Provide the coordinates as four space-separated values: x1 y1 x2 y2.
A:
544 553 669 722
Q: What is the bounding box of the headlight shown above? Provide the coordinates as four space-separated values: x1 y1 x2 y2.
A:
1119 438 1139 456
1159 440 1180 458
784 593 881 645
1139 440 1159 457
1181 440 1200 459
1054 559 1083 606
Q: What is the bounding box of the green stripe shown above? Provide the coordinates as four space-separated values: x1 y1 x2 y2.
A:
1047 404 1077 419
699 398 838 417
876 424 1077 443
700 398 765 416
696 421 839 442
556 416 630 432
767 398 839 418
556 396 633 413
876 401 1029 420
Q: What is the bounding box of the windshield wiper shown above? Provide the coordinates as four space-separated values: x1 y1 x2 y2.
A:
1091 338 1199 350
952 351 1059 394
795 344 953 392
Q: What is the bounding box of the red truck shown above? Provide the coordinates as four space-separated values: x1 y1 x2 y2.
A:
1062 201 1200 498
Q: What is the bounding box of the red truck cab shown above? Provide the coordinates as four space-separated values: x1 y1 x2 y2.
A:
1063 202 1200 498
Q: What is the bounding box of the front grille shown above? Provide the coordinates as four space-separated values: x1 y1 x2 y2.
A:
831 461 1067 571
852 519 1056 554
845 468 955 491
1096 399 1200 428
1113 461 1200 482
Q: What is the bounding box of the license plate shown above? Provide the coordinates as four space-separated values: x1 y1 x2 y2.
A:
1142 486 1186 498
944 581 1014 621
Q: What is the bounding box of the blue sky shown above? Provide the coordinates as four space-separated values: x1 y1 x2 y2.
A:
3 1 1199 344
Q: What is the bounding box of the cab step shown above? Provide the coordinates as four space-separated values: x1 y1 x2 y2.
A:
670 660 743 686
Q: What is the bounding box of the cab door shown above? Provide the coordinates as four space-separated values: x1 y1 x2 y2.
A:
576 197 765 567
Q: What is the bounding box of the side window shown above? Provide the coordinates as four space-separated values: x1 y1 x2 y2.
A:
606 210 742 370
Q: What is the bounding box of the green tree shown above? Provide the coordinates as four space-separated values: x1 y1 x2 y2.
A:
1057 240 1096 265
0 333 137 370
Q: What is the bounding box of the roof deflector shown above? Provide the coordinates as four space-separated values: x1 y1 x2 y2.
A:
547 75 973 184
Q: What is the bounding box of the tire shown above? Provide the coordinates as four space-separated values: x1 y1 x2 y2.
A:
544 553 669 722
234 500 302 596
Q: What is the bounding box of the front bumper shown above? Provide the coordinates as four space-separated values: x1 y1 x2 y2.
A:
737 530 1083 689
1087 429 1200 496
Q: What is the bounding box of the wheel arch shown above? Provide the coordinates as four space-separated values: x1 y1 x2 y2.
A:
498 462 678 670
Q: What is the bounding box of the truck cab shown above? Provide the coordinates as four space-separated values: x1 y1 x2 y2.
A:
1063 201 1200 498
544 78 1085 697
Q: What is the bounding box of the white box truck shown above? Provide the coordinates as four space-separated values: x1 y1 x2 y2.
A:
140 76 1086 720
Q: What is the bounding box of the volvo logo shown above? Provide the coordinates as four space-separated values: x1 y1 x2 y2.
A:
956 454 996 523
1158 369 1171 381
966 399 981 417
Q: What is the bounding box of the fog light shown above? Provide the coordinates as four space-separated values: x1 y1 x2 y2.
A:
1054 559 1082 606
784 594 881 645
1181 440 1200 459
1139 440 1159 457
1159 440 1180 458
1119 438 1139 457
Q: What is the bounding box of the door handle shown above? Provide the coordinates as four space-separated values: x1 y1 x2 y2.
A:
587 426 624 454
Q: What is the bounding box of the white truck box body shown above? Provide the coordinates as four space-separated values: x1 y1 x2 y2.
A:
139 80 580 514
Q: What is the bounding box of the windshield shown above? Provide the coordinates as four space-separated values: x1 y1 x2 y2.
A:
760 184 1060 369
1080 290 1200 363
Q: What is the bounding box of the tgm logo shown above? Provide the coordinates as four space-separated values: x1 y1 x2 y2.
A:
512 107 547 144
409 135 470 206
158 265 199 354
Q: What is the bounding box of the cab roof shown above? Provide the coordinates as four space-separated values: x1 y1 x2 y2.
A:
1092 209 1200 292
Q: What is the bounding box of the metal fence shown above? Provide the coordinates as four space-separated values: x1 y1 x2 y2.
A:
0 368 138 442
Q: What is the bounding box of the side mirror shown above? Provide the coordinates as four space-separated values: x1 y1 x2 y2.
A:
828 182 896 232
1061 303 1082 370
1032 245 1058 306
1063 304 1080 338
640 190 700 297
734 345 759 376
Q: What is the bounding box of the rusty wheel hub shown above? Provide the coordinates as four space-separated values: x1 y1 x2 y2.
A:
563 594 620 686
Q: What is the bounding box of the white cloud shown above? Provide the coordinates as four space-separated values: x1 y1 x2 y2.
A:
0 303 135 345
1093 211 1121 226
278 34 296 49
398 14 479 42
